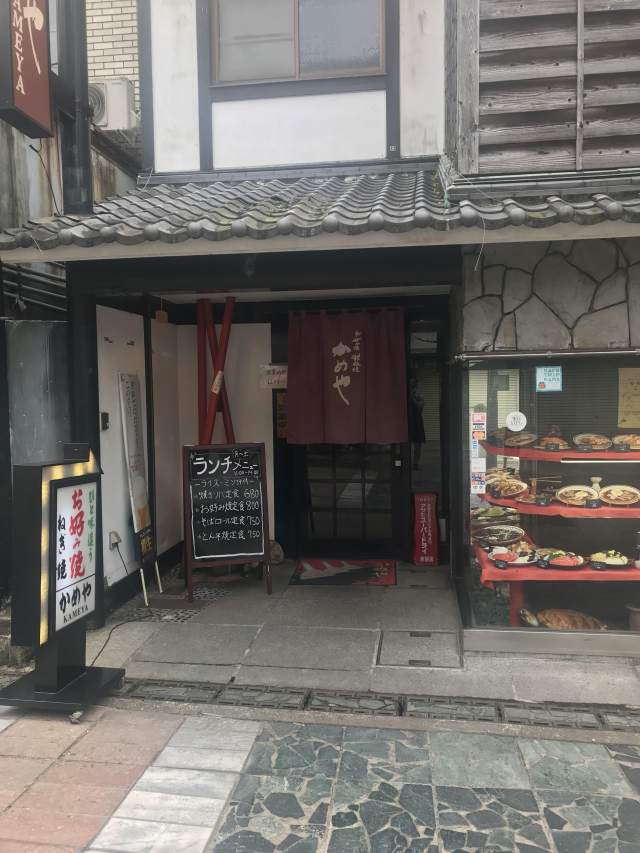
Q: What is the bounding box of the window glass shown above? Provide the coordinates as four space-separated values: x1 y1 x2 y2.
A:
218 0 295 83
299 0 382 75
49 0 59 74
467 358 640 633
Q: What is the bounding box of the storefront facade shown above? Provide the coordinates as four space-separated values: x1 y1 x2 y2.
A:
4 0 640 664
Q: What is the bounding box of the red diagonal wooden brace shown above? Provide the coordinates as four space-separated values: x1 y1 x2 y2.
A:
197 300 208 441
202 296 235 445
203 299 235 443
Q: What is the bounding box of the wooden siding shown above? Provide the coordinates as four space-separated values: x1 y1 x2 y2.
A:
463 0 640 173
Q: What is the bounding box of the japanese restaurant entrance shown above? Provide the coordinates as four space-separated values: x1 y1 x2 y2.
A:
291 442 410 558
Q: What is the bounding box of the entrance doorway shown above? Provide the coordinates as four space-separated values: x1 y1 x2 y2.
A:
293 442 410 558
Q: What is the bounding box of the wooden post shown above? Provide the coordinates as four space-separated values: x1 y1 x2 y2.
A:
197 300 207 443
203 300 236 443
457 0 480 174
202 297 235 444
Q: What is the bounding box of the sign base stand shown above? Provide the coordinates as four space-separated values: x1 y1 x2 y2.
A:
0 666 125 713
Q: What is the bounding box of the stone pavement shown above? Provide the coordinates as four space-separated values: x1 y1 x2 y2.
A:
83 563 640 706
0 701 639 852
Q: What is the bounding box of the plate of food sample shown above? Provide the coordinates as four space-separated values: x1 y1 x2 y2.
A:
555 485 599 507
503 432 538 448
599 485 640 506
590 550 631 569
535 433 570 451
545 551 585 569
488 545 538 566
473 525 525 547
573 434 613 451
488 479 529 499
612 434 640 450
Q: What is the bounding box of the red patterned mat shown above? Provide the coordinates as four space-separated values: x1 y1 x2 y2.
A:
291 558 397 586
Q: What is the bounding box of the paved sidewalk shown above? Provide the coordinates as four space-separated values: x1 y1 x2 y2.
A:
83 564 640 706
0 701 639 852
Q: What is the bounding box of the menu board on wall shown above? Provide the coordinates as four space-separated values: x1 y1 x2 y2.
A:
618 368 640 428
184 444 267 562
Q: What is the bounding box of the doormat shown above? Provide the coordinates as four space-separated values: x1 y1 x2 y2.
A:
291 559 396 586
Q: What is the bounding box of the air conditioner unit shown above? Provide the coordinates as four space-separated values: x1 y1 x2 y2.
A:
88 78 137 130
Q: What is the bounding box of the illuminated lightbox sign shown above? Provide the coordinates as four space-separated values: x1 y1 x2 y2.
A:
53 482 97 632
10 454 102 649
0 0 53 137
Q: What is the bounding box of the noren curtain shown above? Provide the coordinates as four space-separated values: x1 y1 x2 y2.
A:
287 308 408 444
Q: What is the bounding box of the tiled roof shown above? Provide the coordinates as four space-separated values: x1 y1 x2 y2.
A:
2 169 640 254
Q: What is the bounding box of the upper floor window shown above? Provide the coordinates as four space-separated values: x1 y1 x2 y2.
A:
211 0 384 85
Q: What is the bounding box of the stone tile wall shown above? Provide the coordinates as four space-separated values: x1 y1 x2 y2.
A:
462 238 640 352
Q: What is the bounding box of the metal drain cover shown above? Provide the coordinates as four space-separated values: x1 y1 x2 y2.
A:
378 631 462 668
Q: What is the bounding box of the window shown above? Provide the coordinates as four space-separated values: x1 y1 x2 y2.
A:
212 0 384 84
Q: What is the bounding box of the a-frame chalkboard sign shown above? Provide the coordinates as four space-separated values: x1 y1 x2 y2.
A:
182 443 272 599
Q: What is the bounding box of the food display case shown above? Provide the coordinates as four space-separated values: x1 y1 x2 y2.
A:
466 356 640 633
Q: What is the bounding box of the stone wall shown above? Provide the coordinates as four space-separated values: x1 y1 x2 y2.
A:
462 238 640 352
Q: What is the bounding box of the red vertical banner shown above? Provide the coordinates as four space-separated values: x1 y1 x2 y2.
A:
413 492 438 566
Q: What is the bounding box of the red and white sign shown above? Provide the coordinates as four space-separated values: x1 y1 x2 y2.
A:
413 492 438 567
54 482 97 631
1 0 52 137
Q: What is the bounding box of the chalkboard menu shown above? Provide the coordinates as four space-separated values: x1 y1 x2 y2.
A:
184 444 268 566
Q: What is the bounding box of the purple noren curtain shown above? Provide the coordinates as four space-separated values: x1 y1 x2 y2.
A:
287 308 407 444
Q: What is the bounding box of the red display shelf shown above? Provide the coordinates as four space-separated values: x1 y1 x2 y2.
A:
475 544 640 587
481 441 640 462
480 492 640 519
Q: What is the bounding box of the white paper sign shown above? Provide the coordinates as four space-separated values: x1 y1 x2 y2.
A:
536 366 563 392
506 411 527 432
260 364 288 389
54 482 97 631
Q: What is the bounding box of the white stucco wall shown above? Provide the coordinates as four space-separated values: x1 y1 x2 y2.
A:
97 306 148 587
150 0 200 172
177 323 275 537
400 0 444 158
212 91 387 169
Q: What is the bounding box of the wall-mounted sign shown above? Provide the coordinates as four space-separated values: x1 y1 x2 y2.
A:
0 0 53 137
618 368 640 428
118 373 155 567
536 365 563 393
260 364 288 389
506 411 527 432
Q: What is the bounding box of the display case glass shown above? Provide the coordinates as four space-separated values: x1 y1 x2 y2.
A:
466 356 640 632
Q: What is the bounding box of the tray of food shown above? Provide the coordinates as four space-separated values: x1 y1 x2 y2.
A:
573 433 613 451
473 525 525 547
590 550 631 569
535 433 570 451
504 432 538 448
488 543 538 567
537 549 585 569
612 434 640 451
471 505 519 523
487 479 529 499
599 485 640 506
555 485 599 507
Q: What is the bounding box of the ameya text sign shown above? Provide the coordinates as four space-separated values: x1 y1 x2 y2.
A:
54 482 97 631
4 0 52 135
